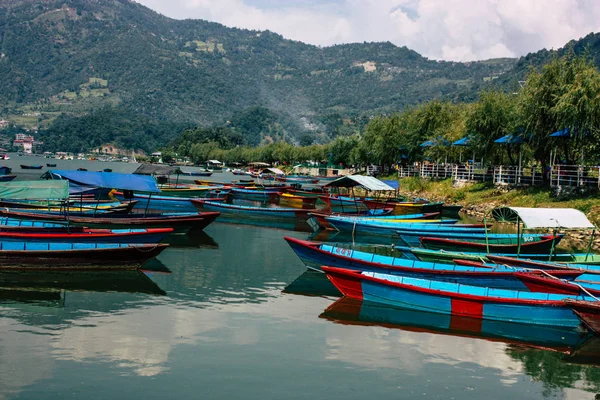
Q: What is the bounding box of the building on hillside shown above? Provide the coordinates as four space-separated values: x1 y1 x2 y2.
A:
13 133 43 154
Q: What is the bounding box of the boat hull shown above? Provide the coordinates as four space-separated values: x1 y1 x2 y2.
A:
0 210 220 233
0 242 169 270
565 300 600 334
420 235 562 254
323 267 589 329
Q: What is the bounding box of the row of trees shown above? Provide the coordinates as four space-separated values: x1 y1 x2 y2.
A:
168 55 600 171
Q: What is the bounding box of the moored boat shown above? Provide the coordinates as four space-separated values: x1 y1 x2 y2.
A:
322 266 598 329
0 241 168 270
0 209 220 233
21 164 43 170
420 235 564 254
564 300 600 334
0 227 174 243
278 192 318 208
193 199 317 219
284 237 582 289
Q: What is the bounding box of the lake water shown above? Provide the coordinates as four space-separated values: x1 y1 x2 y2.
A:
0 155 598 399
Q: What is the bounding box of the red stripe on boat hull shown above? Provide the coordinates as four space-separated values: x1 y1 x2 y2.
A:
322 267 364 300
451 298 483 319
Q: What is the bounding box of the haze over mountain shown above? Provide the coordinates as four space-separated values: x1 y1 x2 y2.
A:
0 0 598 153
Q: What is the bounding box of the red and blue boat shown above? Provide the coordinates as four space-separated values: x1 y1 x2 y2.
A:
284 237 582 290
0 227 174 243
322 266 599 330
321 297 595 351
420 235 564 254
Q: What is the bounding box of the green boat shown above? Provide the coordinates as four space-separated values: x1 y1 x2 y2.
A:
395 245 600 265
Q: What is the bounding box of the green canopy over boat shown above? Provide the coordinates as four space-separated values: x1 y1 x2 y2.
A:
0 180 69 200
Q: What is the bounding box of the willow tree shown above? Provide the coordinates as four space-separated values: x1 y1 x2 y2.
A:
518 54 600 168
466 90 517 165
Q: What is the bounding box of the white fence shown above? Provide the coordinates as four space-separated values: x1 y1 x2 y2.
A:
550 165 600 189
398 164 544 186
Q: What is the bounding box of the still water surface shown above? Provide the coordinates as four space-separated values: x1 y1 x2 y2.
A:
0 155 598 399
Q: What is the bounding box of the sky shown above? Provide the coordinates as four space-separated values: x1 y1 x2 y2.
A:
134 0 600 61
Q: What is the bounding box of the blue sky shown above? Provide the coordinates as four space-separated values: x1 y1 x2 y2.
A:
135 0 600 61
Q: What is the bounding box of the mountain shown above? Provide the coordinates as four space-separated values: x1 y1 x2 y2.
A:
0 0 593 153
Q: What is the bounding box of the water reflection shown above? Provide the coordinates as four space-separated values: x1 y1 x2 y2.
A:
282 270 341 297
161 231 219 249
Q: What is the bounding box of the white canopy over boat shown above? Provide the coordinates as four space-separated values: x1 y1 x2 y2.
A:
491 207 595 229
324 175 395 191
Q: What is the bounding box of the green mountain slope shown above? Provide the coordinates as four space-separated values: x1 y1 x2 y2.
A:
0 0 593 153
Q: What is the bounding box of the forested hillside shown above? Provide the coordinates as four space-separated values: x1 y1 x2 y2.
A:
0 0 519 152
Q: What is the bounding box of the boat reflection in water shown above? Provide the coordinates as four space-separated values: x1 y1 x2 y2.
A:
282 270 341 298
161 230 219 249
321 297 594 353
0 265 169 307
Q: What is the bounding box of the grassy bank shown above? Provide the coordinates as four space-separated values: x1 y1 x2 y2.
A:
397 177 600 225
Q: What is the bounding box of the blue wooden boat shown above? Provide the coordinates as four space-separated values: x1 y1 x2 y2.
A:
0 209 220 233
284 237 582 290
193 200 317 219
0 241 168 269
325 215 458 236
20 164 43 170
113 190 228 213
393 245 600 265
306 211 440 231
322 266 598 330
397 230 555 247
0 228 173 244
230 187 279 201
321 297 594 351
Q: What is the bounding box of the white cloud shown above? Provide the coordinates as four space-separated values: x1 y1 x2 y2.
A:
135 0 600 61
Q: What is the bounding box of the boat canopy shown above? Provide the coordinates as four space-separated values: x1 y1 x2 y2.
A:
261 167 285 175
325 175 396 191
133 164 182 175
44 170 161 193
0 180 69 200
491 207 595 229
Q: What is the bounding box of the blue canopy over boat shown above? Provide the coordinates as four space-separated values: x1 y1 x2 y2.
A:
44 170 160 193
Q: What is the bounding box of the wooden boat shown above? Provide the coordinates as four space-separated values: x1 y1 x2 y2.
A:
363 199 425 215
398 231 554 247
5 200 139 216
307 210 396 231
564 300 600 334
286 189 326 198
20 164 43 170
322 266 598 329
77 168 88 171
276 176 320 184
232 170 247 176
278 193 318 208
182 171 212 177
46 163 57 167
512 273 600 296
486 254 600 268
0 209 220 233
324 215 458 236
0 175 16 182
441 204 463 218
230 187 279 201
0 241 168 270
319 196 370 212
113 190 227 212
0 227 174 243
321 297 594 351
193 200 317 219
284 237 582 289
420 235 564 254
393 245 598 265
